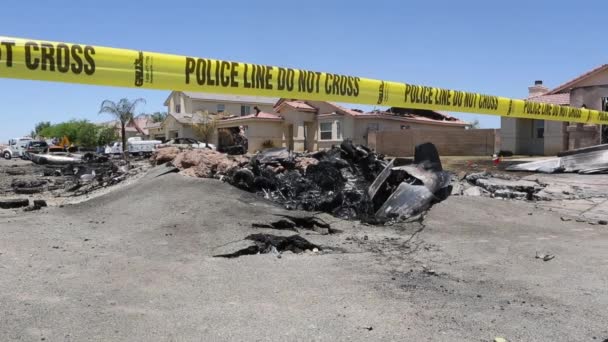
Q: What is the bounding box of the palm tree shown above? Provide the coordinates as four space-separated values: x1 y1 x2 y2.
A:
99 98 145 152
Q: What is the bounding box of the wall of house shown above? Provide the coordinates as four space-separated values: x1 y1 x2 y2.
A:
564 86 606 149
167 92 185 114
163 116 183 140
501 117 555 155
544 121 567 155
167 91 276 116
500 117 517 153
353 118 465 147
148 127 165 141
369 129 498 156
247 121 284 152
317 116 345 150
278 109 317 151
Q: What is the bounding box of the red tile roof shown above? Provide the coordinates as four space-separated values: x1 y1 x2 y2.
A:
527 93 570 105
548 64 608 94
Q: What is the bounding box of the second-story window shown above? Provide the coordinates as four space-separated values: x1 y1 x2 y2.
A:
241 105 251 116
217 104 225 113
175 104 181 113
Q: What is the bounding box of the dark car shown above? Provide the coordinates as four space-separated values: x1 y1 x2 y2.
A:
22 141 49 160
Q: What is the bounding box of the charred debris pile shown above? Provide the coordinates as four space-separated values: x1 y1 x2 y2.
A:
154 141 452 223
1 154 145 199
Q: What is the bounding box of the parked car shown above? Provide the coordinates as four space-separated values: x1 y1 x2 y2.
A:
22 141 49 160
158 137 216 150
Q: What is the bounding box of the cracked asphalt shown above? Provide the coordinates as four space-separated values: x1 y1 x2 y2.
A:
1 167 607 341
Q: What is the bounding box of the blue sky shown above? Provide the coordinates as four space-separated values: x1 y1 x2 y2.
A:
1 0 606 142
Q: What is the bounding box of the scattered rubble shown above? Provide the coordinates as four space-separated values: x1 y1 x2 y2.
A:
0 198 29 209
156 140 452 223
0 155 149 207
507 143 608 174
252 215 336 235
213 234 320 258
457 171 549 200
535 252 555 262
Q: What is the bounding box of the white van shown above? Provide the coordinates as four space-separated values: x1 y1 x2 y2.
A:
2 137 33 159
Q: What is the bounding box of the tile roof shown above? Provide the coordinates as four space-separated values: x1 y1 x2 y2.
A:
182 91 279 104
526 93 570 105
218 112 283 123
145 122 162 129
357 109 467 126
327 102 366 116
278 100 317 111
548 64 608 94
169 112 205 124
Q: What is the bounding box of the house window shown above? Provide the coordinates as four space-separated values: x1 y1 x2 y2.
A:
241 105 251 116
320 122 333 140
336 121 341 139
217 104 225 113
175 104 181 113
533 120 545 139
367 123 379 131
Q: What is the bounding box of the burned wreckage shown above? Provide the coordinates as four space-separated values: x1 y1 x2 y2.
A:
157 140 451 222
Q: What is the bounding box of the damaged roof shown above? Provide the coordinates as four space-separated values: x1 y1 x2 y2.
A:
168 112 208 125
218 112 284 124
275 98 467 125
357 109 468 126
275 100 317 112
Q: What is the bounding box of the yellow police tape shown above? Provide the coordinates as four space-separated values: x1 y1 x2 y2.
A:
1 36 607 125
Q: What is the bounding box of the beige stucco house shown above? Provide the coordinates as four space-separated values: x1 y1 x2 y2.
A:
502 64 608 155
161 91 278 141
102 114 160 140
215 99 468 153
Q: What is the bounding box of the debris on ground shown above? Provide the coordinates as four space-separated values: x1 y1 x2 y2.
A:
0 198 29 209
422 264 438 276
535 252 555 261
507 143 608 174
213 234 321 258
252 215 336 234
0 155 150 207
156 140 452 222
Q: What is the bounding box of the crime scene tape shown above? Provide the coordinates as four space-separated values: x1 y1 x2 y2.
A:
1 36 607 125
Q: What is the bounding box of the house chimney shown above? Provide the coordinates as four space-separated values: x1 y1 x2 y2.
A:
528 80 549 98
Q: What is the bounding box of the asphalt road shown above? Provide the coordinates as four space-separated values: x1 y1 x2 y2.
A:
0 168 607 341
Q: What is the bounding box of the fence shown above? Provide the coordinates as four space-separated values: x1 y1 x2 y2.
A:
368 129 499 157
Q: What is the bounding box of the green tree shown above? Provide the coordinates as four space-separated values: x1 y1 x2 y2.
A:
38 120 101 147
97 125 118 146
31 121 51 138
99 98 146 152
150 111 167 123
